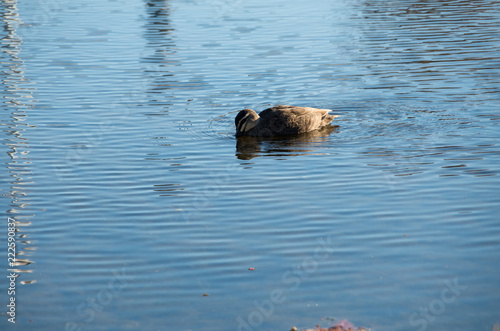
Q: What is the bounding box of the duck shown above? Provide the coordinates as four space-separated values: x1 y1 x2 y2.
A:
235 105 340 137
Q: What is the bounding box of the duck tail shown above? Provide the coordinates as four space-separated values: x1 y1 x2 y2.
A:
322 113 340 120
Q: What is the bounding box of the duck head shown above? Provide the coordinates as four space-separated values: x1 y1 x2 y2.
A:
235 109 260 136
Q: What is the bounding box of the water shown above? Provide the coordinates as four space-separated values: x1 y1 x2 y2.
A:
1 0 499 330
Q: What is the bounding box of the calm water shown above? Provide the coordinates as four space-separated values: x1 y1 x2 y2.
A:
2 0 500 330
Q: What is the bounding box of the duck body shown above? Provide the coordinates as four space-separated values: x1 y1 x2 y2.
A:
235 105 339 137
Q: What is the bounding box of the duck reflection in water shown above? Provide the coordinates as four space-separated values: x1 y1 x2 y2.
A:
236 125 339 160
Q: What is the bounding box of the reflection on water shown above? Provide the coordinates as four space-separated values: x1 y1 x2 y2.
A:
1 0 37 281
236 125 339 160
153 183 185 197
142 0 179 112
362 143 500 178
354 0 500 100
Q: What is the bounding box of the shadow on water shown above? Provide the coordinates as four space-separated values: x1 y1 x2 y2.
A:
1 0 37 282
235 125 339 160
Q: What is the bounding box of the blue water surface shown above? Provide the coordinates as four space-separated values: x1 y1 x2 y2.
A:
1 0 500 330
